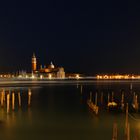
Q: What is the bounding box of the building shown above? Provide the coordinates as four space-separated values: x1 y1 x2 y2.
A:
32 53 37 72
31 53 65 79
57 67 65 78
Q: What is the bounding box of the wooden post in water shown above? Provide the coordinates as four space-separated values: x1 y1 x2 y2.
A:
130 83 133 90
133 92 136 103
1 89 4 107
0 92 1 105
101 92 103 105
112 92 114 102
28 89 32 107
80 85 83 94
95 92 98 106
132 93 139 112
108 93 110 104
121 93 125 111
77 84 79 89
3 90 5 102
89 92 92 102
112 123 117 140
107 93 110 109
135 95 139 112
12 92 15 111
18 92 21 107
95 92 99 115
7 92 10 113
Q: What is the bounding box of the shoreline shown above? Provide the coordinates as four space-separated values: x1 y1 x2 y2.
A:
0 78 140 85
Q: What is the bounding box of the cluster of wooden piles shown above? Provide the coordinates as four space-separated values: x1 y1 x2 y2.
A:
0 89 32 113
87 92 99 115
112 104 139 140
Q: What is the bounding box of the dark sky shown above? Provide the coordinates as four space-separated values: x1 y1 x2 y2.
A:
0 1 140 75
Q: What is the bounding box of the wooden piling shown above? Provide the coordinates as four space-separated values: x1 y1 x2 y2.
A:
77 84 79 89
134 95 139 112
132 93 139 112
95 92 98 106
80 85 83 94
12 92 15 111
28 89 32 107
107 93 110 110
101 92 103 105
108 93 110 104
7 93 10 113
18 92 21 107
121 93 125 111
90 92 92 102
1 90 4 107
112 92 114 102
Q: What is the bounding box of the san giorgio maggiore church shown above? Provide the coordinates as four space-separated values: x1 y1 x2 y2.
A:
31 53 65 79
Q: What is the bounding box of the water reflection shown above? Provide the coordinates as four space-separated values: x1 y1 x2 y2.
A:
80 87 140 113
0 83 140 140
78 83 140 139
0 88 32 128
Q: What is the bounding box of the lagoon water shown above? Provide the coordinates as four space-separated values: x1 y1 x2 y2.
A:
0 81 140 140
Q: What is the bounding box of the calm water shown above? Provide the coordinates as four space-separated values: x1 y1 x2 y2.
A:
0 81 140 140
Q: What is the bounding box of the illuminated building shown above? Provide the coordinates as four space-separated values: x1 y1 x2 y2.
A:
32 53 37 72
57 67 65 78
31 54 65 78
0 53 81 79
96 74 140 80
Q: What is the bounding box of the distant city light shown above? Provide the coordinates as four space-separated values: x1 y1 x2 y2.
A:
96 74 140 80
31 74 35 79
40 75 43 79
49 74 52 79
76 74 80 79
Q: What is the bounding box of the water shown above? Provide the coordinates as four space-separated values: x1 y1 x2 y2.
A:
0 81 140 140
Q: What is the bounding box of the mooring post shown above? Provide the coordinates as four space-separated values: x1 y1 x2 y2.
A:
28 89 32 107
7 92 10 113
18 92 21 107
12 92 15 111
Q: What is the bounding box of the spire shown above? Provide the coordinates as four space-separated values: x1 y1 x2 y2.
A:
33 52 36 58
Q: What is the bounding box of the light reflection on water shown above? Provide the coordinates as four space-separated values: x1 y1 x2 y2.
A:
0 82 140 140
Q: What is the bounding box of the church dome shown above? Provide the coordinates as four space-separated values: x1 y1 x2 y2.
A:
49 62 55 69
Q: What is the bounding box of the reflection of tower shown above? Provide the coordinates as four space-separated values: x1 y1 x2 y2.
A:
32 53 37 72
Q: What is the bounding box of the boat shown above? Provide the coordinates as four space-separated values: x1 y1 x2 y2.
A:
107 92 118 111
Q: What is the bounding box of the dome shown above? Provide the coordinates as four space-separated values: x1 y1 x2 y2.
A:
49 62 55 69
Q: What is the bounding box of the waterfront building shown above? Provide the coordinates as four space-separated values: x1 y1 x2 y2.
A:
31 53 65 79
14 53 81 79
57 67 65 78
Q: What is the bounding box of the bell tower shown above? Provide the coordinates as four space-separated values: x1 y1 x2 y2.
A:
32 53 37 72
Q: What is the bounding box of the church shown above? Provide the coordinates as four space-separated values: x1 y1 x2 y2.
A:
31 53 65 79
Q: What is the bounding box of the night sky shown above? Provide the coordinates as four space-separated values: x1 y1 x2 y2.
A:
0 1 140 75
